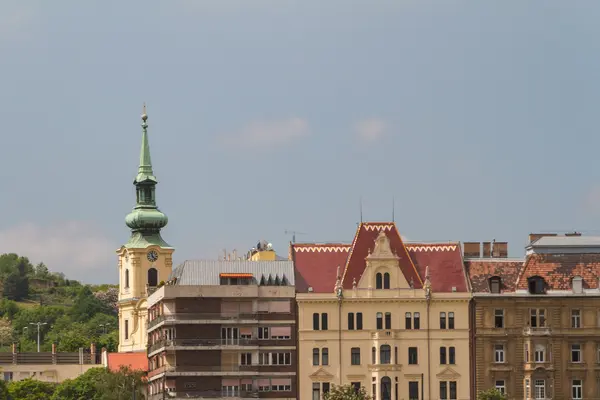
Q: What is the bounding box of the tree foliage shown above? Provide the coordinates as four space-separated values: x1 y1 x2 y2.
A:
51 367 146 400
8 378 56 400
323 384 372 400
477 388 507 400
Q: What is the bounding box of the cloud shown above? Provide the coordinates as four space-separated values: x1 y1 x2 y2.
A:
583 186 600 216
0 221 118 283
355 118 387 142
220 117 310 149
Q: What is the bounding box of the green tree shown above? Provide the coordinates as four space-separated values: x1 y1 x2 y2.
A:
69 286 111 322
34 262 49 279
51 367 146 400
8 378 56 400
52 367 108 400
477 388 507 400
0 379 7 400
324 384 371 400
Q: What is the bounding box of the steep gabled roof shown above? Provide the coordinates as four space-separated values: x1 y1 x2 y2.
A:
466 259 524 293
516 253 600 291
341 222 422 289
291 243 351 293
406 243 469 292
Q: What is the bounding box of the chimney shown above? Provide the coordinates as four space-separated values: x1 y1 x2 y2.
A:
463 242 481 258
232 249 237 259
90 343 96 355
12 343 16 354
51 343 56 354
482 242 492 258
493 242 508 258
529 233 557 244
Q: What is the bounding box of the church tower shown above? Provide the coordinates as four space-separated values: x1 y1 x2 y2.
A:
117 105 174 353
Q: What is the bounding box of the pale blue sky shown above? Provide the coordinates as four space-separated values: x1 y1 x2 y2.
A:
1 1 600 283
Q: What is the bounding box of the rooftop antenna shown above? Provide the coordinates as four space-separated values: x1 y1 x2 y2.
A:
285 230 306 244
392 196 395 222
360 197 363 223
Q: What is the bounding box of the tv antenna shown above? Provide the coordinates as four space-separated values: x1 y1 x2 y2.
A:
285 230 307 243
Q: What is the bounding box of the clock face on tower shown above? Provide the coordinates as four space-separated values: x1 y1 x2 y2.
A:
147 250 159 262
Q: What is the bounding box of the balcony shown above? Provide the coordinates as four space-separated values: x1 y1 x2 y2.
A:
148 313 261 330
148 364 295 380
371 330 396 340
148 390 259 400
522 327 551 336
148 338 293 355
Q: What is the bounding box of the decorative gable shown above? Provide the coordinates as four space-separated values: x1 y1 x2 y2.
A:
310 368 335 382
436 366 461 379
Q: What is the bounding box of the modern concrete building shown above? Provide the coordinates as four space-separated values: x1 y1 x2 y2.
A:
145 255 297 399
467 233 600 400
292 222 472 400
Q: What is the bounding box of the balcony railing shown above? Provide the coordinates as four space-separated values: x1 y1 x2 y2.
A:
371 330 396 339
148 313 261 329
149 364 294 375
523 327 551 336
148 390 259 400
148 338 293 354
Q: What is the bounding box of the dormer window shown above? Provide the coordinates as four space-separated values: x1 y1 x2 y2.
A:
489 276 501 294
572 276 583 294
528 276 546 295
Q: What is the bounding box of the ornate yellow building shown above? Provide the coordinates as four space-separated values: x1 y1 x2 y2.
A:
117 107 174 353
291 222 471 400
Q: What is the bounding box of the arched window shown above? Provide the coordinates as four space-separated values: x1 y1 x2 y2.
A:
528 276 546 295
372 346 376 364
376 312 383 330
381 377 392 400
383 273 390 289
376 273 383 289
380 345 391 364
125 269 130 288
148 268 158 287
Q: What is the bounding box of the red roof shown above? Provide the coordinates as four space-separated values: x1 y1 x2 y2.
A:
516 253 600 291
466 259 524 293
341 222 422 290
406 243 469 292
291 243 351 293
107 352 148 372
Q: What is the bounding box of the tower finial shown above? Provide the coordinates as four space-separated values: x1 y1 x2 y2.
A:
137 103 153 180
142 103 148 123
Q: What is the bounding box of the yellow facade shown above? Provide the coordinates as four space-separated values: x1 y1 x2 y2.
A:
296 233 471 400
117 245 173 352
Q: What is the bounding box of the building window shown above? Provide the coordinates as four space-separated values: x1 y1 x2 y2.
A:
405 312 412 329
494 309 504 328
351 347 361 365
524 343 529 362
408 381 419 400
351 382 361 393
414 312 420 329
241 353 252 365
395 346 398 364
573 276 583 294
148 268 158 287
323 382 330 395
357 312 363 330
383 273 390 289
572 379 582 400
348 312 355 330
321 313 328 330
372 346 376 364
322 348 329 365
440 381 447 400
380 345 391 364
597 344 600 363
530 309 546 327
440 312 447 329
440 347 447 364
376 312 383 330
124 320 129 340
124 269 130 288
525 379 530 399
534 379 545 399
385 312 391 329
490 276 501 293
373 383 376 400
439 381 457 400
494 344 505 363
448 312 455 329
528 276 546 294
408 347 418 364
376 273 383 289
495 380 505 395
571 309 581 328
534 344 545 362
313 313 319 330
312 348 319 366
312 383 320 400
449 381 457 400
571 344 581 363
449 347 455 364
379 377 391 400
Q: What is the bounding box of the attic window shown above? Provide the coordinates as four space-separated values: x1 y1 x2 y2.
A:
528 276 546 295
489 276 501 294
572 276 583 294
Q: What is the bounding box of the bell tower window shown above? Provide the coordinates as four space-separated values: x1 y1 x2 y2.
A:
376 273 383 289
148 268 158 287
125 269 130 288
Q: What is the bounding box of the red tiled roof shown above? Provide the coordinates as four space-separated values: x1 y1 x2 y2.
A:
341 222 422 289
465 259 524 293
107 352 148 372
291 243 351 293
406 243 469 292
516 253 600 290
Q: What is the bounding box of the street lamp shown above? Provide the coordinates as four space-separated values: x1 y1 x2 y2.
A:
29 322 47 353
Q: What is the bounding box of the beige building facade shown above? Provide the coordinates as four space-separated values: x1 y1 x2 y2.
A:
292 222 471 400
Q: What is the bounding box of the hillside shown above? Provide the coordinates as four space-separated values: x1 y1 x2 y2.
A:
0 253 118 353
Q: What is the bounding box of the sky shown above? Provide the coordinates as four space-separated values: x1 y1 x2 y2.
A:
1 1 600 283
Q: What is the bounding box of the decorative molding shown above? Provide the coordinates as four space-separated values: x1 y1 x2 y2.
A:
364 224 394 232
294 246 351 253
436 366 461 379
406 245 457 252
367 231 399 260
309 368 335 382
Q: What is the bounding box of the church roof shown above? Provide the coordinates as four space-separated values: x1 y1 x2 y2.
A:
169 260 295 286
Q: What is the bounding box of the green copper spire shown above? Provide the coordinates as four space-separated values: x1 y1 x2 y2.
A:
124 105 171 249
